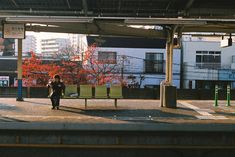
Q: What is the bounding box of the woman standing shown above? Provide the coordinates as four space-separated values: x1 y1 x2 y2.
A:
48 75 65 110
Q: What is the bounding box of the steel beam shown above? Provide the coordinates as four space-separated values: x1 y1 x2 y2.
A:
66 0 71 9
82 0 88 16
10 0 18 7
184 0 195 11
1 144 235 149
26 23 167 39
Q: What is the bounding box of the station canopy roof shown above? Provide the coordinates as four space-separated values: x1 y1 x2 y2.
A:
0 0 235 38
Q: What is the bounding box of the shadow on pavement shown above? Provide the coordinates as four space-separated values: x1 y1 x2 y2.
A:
58 106 196 124
23 100 51 106
0 116 28 122
215 111 235 117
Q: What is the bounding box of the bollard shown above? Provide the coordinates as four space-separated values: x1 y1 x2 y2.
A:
226 85 231 107
214 85 218 107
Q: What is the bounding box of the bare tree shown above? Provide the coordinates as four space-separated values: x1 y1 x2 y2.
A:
56 45 78 60
82 44 124 85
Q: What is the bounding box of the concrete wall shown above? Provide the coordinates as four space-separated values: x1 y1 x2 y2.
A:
2 87 234 100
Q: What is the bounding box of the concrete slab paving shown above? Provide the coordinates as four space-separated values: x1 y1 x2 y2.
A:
0 98 234 131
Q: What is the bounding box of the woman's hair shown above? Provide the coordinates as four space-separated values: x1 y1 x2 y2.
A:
54 75 60 79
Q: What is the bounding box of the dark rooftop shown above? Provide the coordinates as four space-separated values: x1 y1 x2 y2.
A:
87 36 166 48
0 0 233 18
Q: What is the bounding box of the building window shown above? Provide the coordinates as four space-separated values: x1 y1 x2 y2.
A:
196 51 221 69
232 55 235 63
145 53 164 73
98 51 117 64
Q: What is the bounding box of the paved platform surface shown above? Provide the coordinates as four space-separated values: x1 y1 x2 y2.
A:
0 98 235 131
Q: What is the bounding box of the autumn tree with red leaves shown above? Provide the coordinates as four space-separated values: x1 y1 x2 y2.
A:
23 43 126 87
22 52 60 86
58 60 83 85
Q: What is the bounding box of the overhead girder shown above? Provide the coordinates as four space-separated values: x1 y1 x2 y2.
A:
183 25 235 33
2 16 235 36
26 22 168 39
187 8 235 18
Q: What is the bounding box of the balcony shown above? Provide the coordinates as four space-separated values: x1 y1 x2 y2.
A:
195 63 221 69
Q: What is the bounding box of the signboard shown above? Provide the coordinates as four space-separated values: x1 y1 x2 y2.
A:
0 76 9 87
3 23 25 39
220 38 232 48
218 69 235 81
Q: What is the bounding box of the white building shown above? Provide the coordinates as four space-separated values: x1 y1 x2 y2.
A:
15 35 36 56
22 35 36 53
68 34 80 53
70 34 88 54
182 37 235 89
83 36 181 88
41 38 70 56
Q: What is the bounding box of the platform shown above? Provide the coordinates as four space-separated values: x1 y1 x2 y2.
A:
1 98 235 157
0 98 234 131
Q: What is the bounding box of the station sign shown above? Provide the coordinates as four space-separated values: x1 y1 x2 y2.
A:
2 23 25 39
218 69 235 81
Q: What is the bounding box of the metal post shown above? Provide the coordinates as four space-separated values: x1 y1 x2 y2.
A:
160 39 171 108
121 57 124 81
16 39 23 101
165 42 171 84
165 26 177 84
226 84 231 107
160 26 178 108
160 81 164 107
214 85 218 107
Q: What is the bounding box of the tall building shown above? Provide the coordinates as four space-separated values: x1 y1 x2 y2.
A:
23 35 36 53
41 38 70 56
68 34 88 54
15 35 36 56
69 34 79 52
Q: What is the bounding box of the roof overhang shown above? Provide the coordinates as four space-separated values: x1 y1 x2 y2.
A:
0 0 234 38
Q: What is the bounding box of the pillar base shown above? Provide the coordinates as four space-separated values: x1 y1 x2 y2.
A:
160 85 177 108
16 79 24 101
16 97 24 101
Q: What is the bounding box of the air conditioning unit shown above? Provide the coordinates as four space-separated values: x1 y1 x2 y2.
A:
220 37 232 48
231 64 235 69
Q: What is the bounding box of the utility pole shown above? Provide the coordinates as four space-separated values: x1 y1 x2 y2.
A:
121 55 125 81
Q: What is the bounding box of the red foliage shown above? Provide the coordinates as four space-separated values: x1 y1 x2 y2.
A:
58 61 83 85
22 52 60 86
23 44 125 87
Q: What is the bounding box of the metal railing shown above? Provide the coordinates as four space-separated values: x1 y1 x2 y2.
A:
195 63 221 69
